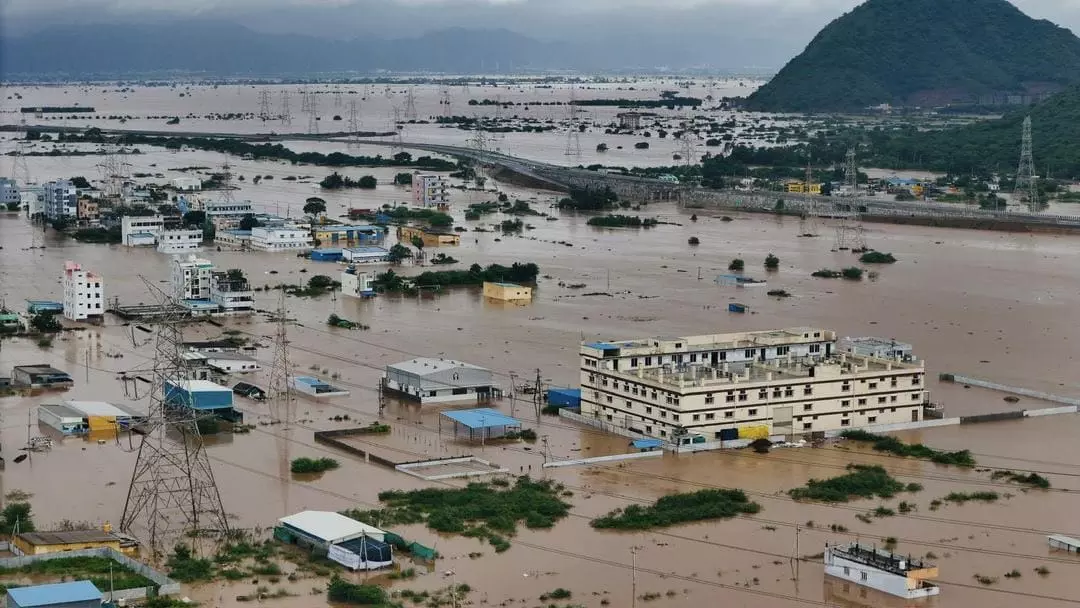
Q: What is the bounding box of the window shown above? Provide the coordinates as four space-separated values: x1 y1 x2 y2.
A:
632 387 639 395
860 572 868 582
725 394 735 403
890 395 898 402
631 357 638 367
758 390 767 399
890 408 896 413
428 390 437 397
606 396 613 403
868 383 878 389
646 407 652 414
877 397 886 404
724 411 734 419
809 344 821 353
913 375 921 385
748 409 758 416
660 410 667 419
625 400 632 407
841 383 851 392
650 392 658 400
802 422 812 430
803 404 813 411
841 400 850 407
867 416 877 423
858 398 867 405
646 426 652 433
452 387 468 395
890 378 898 388
675 343 682 349
777 346 789 356
784 388 794 397
772 389 782 398
690 354 697 363
738 392 748 402
602 379 608 386
719 352 727 361
706 413 715 421
803 386 813 396
912 393 922 401
693 414 700 422
744 349 755 358
660 430 667 438
645 357 652 366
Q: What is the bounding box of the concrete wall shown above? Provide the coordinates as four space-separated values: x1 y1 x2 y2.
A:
542 451 662 468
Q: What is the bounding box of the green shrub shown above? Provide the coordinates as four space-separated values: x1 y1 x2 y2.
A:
291 457 340 474
840 430 976 467
841 267 864 280
327 576 386 604
728 258 745 272
587 215 658 228
592 489 760 530
859 251 897 264
788 465 910 503
166 544 213 582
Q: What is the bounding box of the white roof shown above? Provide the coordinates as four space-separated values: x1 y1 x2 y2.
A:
389 357 488 376
279 511 384 543
62 400 141 417
169 379 229 392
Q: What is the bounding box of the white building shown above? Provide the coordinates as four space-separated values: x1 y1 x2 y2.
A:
187 350 259 374
121 215 165 246
205 200 255 229
341 266 374 298
824 543 939 599
412 174 449 208
210 271 255 312
579 328 928 443
62 260 104 322
156 228 203 253
250 226 314 252
172 255 215 300
342 246 390 264
43 180 77 219
382 358 497 404
172 177 202 191
0 178 20 208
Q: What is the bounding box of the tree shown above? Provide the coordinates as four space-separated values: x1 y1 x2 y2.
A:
358 175 377 189
320 172 346 189
392 151 413 164
729 259 745 272
427 212 453 228
303 199 327 217
394 172 413 185
765 254 780 270
182 210 206 228
239 214 262 231
30 313 61 333
226 268 246 281
69 176 91 189
388 243 412 263
596 143 609 152
410 235 425 253
1 502 35 533
373 269 405 291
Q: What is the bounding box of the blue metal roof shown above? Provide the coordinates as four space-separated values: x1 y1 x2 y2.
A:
632 438 663 449
584 342 617 350
8 581 101 606
441 408 521 429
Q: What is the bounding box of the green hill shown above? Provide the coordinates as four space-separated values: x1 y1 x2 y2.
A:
745 0 1080 112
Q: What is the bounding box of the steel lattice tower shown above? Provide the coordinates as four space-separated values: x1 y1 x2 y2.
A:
564 86 581 159
678 120 700 167
799 158 820 237
404 87 418 121
268 290 295 515
346 99 361 150
844 148 858 193
440 87 453 119
279 90 292 127
307 93 319 135
120 280 229 561
257 90 272 121
1016 116 1039 211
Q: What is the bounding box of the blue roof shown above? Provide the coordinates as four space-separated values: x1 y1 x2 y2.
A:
632 438 663 449
584 342 618 350
548 388 581 397
441 408 521 429
295 376 322 386
8 581 101 606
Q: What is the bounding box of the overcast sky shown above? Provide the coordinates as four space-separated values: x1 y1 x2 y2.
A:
5 0 1080 67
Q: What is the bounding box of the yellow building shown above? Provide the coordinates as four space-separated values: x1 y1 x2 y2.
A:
12 527 138 556
785 181 823 194
396 226 460 247
483 282 533 301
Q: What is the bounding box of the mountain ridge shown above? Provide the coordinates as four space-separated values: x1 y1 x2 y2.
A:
745 0 1080 112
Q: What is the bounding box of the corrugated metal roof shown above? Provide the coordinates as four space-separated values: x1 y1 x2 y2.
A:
62 400 142 418
17 530 116 546
279 511 384 543
7 581 102 606
388 357 488 376
167 379 230 392
441 408 521 430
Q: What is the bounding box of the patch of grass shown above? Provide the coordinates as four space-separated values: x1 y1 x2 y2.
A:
388 567 416 580
788 464 912 503
1035 566 1051 576
840 430 976 467
859 251 897 264
327 575 388 605
290 457 340 474
873 506 896 518
165 544 214 583
1004 569 1022 579
0 556 154 592
590 489 760 530
943 491 999 504
974 574 998 586
990 470 1051 488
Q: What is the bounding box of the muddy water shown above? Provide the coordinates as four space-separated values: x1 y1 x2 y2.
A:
3 146 1080 606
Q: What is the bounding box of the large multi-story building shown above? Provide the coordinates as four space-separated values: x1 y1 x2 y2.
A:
121 215 165 246
412 174 449 208
76 198 100 223
62 261 104 322
43 180 77 219
156 228 203 253
579 328 927 442
249 226 313 251
0 178 20 208
209 271 255 312
172 255 215 300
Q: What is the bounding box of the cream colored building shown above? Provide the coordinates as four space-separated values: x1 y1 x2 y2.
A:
579 328 927 442
482 281 532 301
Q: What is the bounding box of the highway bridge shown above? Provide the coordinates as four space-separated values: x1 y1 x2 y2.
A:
9 123 1080 231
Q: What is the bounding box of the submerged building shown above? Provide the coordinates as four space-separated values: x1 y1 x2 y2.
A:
382 358 497 404
824 542 939 599
579 328 928 442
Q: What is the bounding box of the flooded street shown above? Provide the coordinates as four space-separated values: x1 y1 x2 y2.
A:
1 83 1080 607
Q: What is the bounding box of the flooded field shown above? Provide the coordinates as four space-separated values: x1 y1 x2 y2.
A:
2 88 1080 606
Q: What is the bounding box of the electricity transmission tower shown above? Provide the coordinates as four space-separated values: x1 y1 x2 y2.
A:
844 148 858 193
799 159 820 237
279 90 292 127
333 86 344 108
391 107 405 153
257 90 272 121
346 99 362 150
404 87 418 121
97 146 130 199
10 140 31 186
564 87 582 159
307 93 319 135
120 280 229 561
300 87 311 113
440 87 453 119
678 121 700 167
468 118 491 167
268 290 295 515
835 148 866 250
1016 116 1039 212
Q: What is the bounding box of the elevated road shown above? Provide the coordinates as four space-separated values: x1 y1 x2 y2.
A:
8 123 1080 231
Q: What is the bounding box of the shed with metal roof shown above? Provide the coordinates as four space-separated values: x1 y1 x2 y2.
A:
383 358 497 404
7 580 102 608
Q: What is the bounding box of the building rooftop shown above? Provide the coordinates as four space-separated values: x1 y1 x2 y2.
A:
54 400 142 418
279 511 383 543
583 327 835 354
490 282 524 288
167 379 230 392
832 542 932 576
344 246 390 254
389 357 489 376
17 529 116 546
441 408 521 430
7 581 101 607
13 365 68 375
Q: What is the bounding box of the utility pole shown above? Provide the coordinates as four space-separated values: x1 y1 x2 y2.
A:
631 546 639 608
541 435 549 465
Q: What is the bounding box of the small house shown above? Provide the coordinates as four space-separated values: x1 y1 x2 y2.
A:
12 365 73 389
6 581 102 608
292 376 350 398
276 511 392 570
482 282 532 302
13 528 136 557
342 246 391 264
824 542 939 599
164 379 233 411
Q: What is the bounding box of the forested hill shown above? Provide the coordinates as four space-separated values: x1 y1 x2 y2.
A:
744 0 1080 112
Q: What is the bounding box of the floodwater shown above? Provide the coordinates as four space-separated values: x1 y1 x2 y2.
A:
2 86 1080 607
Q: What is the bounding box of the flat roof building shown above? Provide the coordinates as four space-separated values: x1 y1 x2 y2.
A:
12 365 73 389
164 379 234 410
580 328 927 443
13 529 136 557
7 581 102 608
292 376 350 398
342 246 390 264
482 281 532 302
839 336 916 362
277 511 385 550
825 542 939 599
37 400 143 435
383 357 497 404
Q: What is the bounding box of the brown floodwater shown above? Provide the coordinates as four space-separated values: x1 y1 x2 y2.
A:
3 144 1080 607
